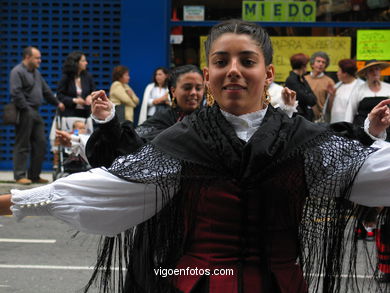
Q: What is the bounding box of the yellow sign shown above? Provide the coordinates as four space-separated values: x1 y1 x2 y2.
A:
200 36 351 82
242 1 316 22
199 36 207 70
357 30 390 60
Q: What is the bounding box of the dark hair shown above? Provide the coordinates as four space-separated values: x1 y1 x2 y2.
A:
204 19 273 66
23 46 38 59
310 51 330 67
290 53 309 70
152 67 170 87
338 59 357 76
112 65 129 82
167 65 203 98
62 51 86 77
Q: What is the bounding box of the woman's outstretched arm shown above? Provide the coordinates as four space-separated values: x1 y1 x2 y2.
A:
0 194 12 215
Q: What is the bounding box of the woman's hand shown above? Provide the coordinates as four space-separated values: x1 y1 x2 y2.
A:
368 99 390 137
55 130 72 147
84 95 92 106
281 87 296 107
153 93 169 105
326 83 336 97
57 102 65 111
91 90 112 120
0 194 12 216
73 97 85 105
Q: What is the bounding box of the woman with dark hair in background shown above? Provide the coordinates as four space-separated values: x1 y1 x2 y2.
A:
138 66 170 124
57 51 96 118
109 65 139 123
285 53 317 121
86 64 205 168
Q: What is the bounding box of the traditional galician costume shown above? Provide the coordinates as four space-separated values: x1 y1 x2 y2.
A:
67 105 386 293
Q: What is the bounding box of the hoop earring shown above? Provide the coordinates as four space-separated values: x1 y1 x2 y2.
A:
263 86 271 107
171 96 177 108
206 86 215 107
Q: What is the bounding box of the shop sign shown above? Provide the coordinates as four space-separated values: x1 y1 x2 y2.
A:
242 1 316 22
357 30 390 60
183 5 205 21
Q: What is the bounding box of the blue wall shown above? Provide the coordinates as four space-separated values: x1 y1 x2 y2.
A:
120 0 170 125
0 0 170 171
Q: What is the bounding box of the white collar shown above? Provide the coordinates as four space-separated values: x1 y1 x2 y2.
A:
310 72 325 78
220 107 268 142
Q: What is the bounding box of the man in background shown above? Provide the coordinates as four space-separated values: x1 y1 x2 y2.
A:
305 51 335 122
10 46 65 184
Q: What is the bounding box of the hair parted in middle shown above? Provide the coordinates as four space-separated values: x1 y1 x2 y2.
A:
168 65 203 108
204 19 273 67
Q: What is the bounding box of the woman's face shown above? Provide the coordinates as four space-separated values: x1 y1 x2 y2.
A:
171 72 204 113
337 67 347 83
366 66 381 83
204 33 274 116
119 71 130 84
78 55 88 72
155 69 168 86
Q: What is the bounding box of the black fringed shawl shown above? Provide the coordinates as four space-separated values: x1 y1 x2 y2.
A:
86 105 386 293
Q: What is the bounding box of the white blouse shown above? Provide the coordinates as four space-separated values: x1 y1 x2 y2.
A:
330 79 364 123
345 81 390 123
10 109 390 236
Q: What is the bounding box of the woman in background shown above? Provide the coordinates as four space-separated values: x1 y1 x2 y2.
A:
138 67 169 124
109 65 139 123
57 51 95 118
86 65 205 168
285 53 317 121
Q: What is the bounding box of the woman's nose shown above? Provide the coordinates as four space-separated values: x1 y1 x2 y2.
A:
227 59 240 78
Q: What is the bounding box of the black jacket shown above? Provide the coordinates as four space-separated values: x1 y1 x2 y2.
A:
285 71 317 122
57 72 95 118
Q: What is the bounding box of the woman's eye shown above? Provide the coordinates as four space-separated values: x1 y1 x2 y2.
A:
243 59 255 66
214 60 226 66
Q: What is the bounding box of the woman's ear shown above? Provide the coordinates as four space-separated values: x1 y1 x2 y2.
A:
203 67 210 83
265 64 275 87
170 86 176 98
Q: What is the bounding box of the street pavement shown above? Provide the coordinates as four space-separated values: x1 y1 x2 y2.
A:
0 172 101 293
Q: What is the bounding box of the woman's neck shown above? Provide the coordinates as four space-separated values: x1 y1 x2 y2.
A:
293 68 304 76
342 75 356 84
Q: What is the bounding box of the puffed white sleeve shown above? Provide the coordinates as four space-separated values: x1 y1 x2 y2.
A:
10 168 174 237
350 140 390 207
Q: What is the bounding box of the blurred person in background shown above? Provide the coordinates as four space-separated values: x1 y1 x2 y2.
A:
109 65 139 123
10 46 64 185
326 59 364 123
285 53 317 121
86 64 205 168
305 51 335 122
138 67 170 124
345 60 390 126
57 51 95 118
